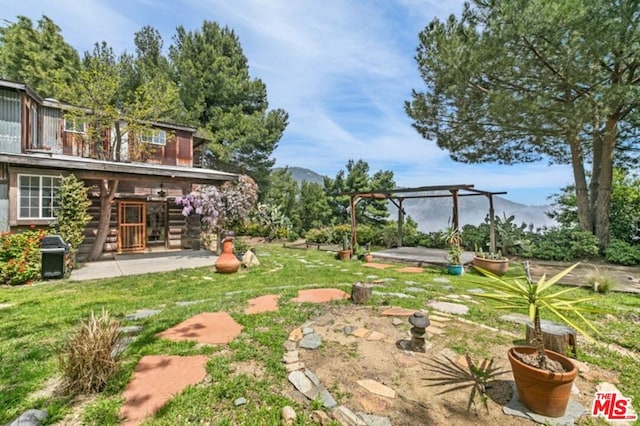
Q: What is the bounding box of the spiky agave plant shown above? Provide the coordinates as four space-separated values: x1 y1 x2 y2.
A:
472 262 599 371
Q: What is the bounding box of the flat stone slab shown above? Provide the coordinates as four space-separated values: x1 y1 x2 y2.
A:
405 287 426 293
362 263 393 269
427 301 469 315
500 313 530 325
373 291 414 299
357 379 396 399
0 303 13 310
299 333 322 349
156 312 243 344
7 409 47 426
120 355 208 426
396 266 424 273
125 309 161 320
175 299 209 307
503 382 587 425
433 277 451 283
292 288 350 304
356 412 392 426
245 294 280 314
288 370 314 394
380 307 418 317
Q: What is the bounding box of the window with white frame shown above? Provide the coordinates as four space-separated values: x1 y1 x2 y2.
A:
64 118 86 134
141 129 167 146
18 174 62 219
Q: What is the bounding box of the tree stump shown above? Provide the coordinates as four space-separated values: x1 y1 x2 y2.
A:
526 319 577 358
351 283 373 304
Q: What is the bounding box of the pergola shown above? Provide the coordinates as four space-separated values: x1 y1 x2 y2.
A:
346 184 507 253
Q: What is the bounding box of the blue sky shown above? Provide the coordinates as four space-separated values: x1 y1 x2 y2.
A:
3 0 574 205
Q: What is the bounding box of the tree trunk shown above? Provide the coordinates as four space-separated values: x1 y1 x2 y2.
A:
533 311 548 371
114 121 122 162
594 117 617 251
89 179 118 261
569 132 592 232
351 282 373 304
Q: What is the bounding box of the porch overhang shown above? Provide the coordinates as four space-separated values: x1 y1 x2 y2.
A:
0 152 238 185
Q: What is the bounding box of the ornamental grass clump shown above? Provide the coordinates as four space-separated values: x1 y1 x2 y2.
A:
58 310 121 395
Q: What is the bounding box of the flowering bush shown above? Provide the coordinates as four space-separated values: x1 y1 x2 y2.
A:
0 228 46 285
176 175 258 233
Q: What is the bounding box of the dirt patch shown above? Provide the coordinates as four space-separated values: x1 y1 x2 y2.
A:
297 304 614 425
231 360 266 379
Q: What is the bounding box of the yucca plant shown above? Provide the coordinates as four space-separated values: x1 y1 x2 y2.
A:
473 262 599 372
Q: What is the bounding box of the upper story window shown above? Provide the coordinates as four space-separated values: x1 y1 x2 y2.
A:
64 118 86 134
18 174 62 220
141 130 167 146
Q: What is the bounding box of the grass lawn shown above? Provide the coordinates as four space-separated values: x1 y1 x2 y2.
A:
0 244 638 424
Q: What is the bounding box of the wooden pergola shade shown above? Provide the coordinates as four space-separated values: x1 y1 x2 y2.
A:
345 184 507 253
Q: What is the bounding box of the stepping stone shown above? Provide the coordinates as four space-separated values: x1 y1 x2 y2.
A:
405 287 426 293
288 370 314 393
284 340 297 351
500 313 530 325
366 331 386 341
289 328 303 341
245 295 280 314
404 280 417 285
292 288 350 304
352 328 369 338
302 326 314 335
120 355 208 425
380 307 417 317
366 275 380 280
332 406 367 426
433 277 451 283
391 318 404 326
357 412 392 426
305 369 321 386
467 288 486 294
503 382 587 424
299 333 322 349
357 379 396 399
285 362 305 372
373 291 414 299
120 325 143 334
283 351 299 364
427 301 469 315
363 263 393 269
357 394 392 412
156 312 243 345
396 266 424 273
8 409 47 425
0 303 13 310
125 309 161 320
305 385 337 408
428 314 452 322
176 299 209 307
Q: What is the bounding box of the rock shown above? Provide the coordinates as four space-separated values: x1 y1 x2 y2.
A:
572 359 591 373
8 409 48 426
285 362 305 372
357 394 392 412
343 325 357 334
365 331 386 341
111 336 134 357
311 410 333 425
305 369 321 386
119 325 143 334
356 412 392 426
299 333 322 349
572 384 580 395
331 406 367 426
288 371 314 394
351 328 369 338
356 379 396 399
281 406 297 425
282 351 299 364
125 309 161 320
289 327 303 341
405 287 426 293
391 318 404 326
305 385 338 408
283 340 297 351
234 397 247 406
427 301 469 315
302 326 314 335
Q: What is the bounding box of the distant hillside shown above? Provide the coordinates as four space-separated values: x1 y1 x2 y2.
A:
278 166 555 231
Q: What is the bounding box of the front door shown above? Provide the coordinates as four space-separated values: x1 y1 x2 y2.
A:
118 202 146 252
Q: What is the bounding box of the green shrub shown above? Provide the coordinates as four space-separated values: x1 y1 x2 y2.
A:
52 174 92 268
605 240 640 266
58 310 121 395
0 228 46 285
569 230 599 259
530 227 599 261
355 224 377 246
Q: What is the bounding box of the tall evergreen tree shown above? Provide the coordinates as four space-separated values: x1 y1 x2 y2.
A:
169 21 288 192
0 15 80 97
406 0 640 250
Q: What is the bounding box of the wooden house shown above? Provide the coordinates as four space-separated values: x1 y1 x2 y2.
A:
0 79 237 260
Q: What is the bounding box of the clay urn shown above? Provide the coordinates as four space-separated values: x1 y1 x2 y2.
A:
215 237 240 273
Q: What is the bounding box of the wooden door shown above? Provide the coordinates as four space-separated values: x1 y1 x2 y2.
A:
118 202 146 252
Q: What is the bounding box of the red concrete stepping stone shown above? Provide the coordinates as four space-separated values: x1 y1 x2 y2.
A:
120 355 208 426
363 263 393 269
156 312 242 344
396 266 424 273
292 288 350 303
380 307 418 317
245 294 280 314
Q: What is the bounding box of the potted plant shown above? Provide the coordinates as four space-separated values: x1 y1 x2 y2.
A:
338 234 351 260
472 263 598 417
442 227 464 275
472 247 509 276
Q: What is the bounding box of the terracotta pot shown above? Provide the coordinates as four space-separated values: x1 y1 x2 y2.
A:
472 256 509 276
363 253 373 263
338 250 351 260
508 346 577 417
215 237 240 273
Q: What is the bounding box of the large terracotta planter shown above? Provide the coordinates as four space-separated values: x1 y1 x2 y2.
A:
215 237 240 273
508 346 577 417
472 256 509 276
338 250 351 260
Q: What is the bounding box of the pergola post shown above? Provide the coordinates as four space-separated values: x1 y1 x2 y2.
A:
488 195 496 253
350 195 357 252
451 190 460 230
397 198 404 247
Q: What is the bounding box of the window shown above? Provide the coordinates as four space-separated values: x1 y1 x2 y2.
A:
64 118 86 134
18 174 62 219
141 130 167 146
